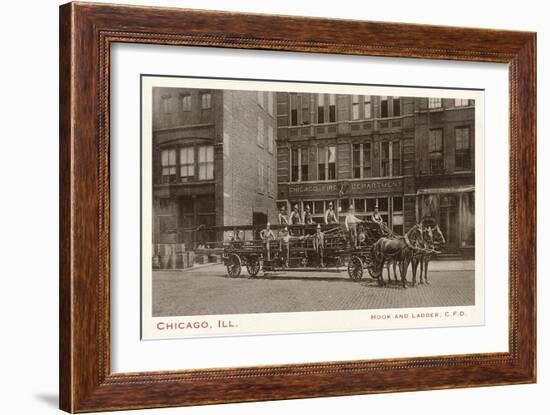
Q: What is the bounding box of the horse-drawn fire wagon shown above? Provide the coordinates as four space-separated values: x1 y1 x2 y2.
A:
197 221 386 281
194 217 444 286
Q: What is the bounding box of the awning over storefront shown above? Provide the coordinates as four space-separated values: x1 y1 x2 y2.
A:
416 185 474 195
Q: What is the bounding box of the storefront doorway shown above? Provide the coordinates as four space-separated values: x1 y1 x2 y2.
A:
438 194 458 252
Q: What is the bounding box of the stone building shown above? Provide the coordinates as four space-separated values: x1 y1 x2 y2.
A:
275 92 475 258
152 87 277 250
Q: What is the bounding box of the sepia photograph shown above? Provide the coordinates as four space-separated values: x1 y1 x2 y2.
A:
141 76 483 339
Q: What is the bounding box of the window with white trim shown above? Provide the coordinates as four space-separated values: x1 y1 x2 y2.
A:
180 94 191 111
161 148 176 183
352 95 360 120
364 96 372 119
161 96 171 114
200 92 211 109
179 147 194 180
198 145 214 180
455 126 471 171
428 97 442 109
429 129 444 172
329 94 336 122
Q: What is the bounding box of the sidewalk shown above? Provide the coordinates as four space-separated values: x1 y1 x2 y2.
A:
428 260 475 271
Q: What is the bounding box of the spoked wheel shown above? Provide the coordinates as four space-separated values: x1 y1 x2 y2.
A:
347 255 364 281
366 259 381 279
226 254 242 278
246 256 261 278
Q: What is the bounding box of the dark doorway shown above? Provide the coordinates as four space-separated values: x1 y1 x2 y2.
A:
439 194 458 253
253 211 268 239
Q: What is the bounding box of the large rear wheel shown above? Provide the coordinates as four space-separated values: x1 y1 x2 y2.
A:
347 255 364 281
246 256 261 278
226 254 242 278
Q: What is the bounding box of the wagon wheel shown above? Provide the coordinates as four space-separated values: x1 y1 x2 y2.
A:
226 253 242 278
347 255 364 281
246 256 261 278
366 260 381 279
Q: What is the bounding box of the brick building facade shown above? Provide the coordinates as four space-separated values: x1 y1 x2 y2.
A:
152 87 277 249
276 92 475 257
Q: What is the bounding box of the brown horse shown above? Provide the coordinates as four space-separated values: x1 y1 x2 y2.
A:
410 224 445 285
371 236 409 288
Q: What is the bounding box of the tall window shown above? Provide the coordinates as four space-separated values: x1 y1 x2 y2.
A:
363 143 372 177
291 148 308 182
161 148 176 183
429 129 444 172
200 92 211 109
329 94 336 122
267 126 274 154
301 95 310 125
291 148 299 182
351 143 372 179
380 142 390 176
257 117 265 148
180 94 191 111
290 94 298 126
380 96 389 118
301 148 309 181
179 147 194 180
392 141 401 176
364 96 372 119
317 146 335 180
327 145 336 180
428 97 442 109
455 127 471 170
317 94 325 124
352 144 361 178
455 98 469 107
161 96 171 114
198 145 214 180
352 95 360 120
318 146 326 181
392 96 401 116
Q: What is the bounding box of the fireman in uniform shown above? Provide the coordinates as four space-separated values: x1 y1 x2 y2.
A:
302 204 313 225
289 204 302 225
278 205 289 226
260 222 276 261
345 205 363 248
278 225 291 267
324 202 338 225
312 223 325 267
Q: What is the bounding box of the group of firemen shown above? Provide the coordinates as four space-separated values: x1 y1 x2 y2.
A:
255 202 388 267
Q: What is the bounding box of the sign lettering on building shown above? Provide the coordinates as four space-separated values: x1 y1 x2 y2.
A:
288 178 403 197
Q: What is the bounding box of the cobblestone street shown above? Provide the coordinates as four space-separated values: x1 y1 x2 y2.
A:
152 260 475 317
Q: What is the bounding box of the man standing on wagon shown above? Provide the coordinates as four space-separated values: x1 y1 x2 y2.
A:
289 204 302 225
345 204 363 249
324 201 338 225
312 223 325 267
260 222 276 261
278 205 289 226
302 204 313 225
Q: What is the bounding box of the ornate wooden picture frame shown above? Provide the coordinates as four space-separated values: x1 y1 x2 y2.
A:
59 2 536 412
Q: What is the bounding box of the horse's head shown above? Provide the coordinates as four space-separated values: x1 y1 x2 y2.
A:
422 226 434 248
